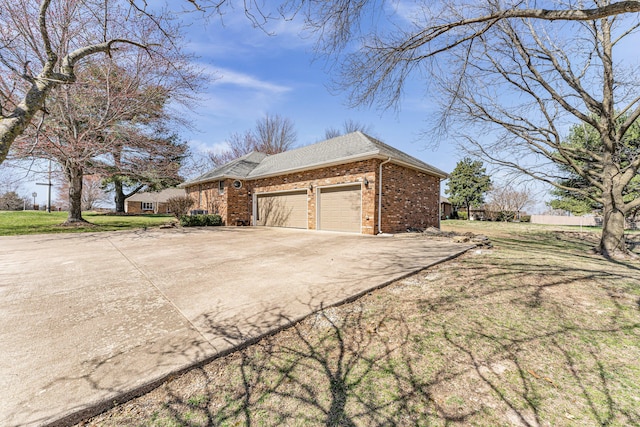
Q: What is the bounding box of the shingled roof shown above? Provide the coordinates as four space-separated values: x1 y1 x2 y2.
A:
183 132 447 186
125 188 185 202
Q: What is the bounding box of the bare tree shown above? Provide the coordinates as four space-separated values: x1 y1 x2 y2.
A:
255 113 297 154
208 131 259 167
485 184 533 221
0 0 161 164
11 35 198 223
208 113 297 167
324 119 373 139
56 175 110 211
166 195 195 218
0 0 280 166
300 1 640 258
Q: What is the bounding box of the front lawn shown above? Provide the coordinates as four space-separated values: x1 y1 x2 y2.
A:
77 221 640 426
0 210 175 236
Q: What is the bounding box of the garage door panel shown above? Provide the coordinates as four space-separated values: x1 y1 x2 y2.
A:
319 185 361 233
257 191 307 229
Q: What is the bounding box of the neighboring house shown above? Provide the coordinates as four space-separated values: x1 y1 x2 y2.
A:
440 197 453 219
125 188 186 214
181 132 448 234
468 208 487 221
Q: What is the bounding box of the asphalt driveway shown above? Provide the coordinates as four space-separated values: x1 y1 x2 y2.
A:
0 227 472 426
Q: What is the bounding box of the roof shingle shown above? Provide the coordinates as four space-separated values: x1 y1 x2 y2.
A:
183 132 446 186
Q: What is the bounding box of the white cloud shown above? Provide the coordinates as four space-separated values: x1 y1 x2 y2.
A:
189 138 231 154
196 63 291 94
211 67 292 94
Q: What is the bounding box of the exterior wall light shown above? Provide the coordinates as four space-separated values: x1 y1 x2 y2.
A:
363 177 369 187
309 183 313 191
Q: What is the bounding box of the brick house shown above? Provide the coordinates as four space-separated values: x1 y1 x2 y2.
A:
441 197 453 219
125 188 186 214
181 132 447 234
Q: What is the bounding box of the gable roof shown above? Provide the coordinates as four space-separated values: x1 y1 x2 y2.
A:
183 132 447 187
125 188 185 203
187 151 267 183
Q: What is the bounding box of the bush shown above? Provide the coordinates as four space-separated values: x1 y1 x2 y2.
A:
520 215 531 222
204 214 222 226
457 211 468 220
179 214 222 227
496 211 516 222
0 191 26 211
166 195 194 219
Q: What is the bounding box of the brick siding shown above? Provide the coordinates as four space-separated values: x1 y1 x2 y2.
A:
126 201 170 214
186 181 227 221
379 162 440 233
185 159 440 234
250 159 378 234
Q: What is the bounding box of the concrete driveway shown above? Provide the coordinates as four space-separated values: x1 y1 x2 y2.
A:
0 227 472 426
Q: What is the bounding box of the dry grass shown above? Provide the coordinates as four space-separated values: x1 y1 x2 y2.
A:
78 221 640 427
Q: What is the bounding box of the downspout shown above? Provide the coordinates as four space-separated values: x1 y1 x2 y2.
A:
438 179 442 229
378 157 392 234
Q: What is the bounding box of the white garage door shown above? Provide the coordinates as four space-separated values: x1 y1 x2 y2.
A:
318 185 362 233
256 191 308 229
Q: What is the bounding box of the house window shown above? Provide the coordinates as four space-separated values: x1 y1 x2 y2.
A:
218 180 225 194
142 202 154 211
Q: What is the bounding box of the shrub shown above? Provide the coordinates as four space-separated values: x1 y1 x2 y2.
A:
520 215 531 222
457 211 468 220
166 195 194 219
204 214 222 226
0 191 26 211
179 214 222 227
496 211 516 222
179 215 195 227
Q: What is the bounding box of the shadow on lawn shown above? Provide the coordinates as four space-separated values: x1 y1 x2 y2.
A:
142 232 640 427
154 304 483 426
65 231 640 426
120 278 639 427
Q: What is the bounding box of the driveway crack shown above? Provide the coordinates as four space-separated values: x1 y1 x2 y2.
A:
106 237 216 350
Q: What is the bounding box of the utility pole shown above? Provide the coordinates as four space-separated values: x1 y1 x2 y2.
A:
36 159 53 213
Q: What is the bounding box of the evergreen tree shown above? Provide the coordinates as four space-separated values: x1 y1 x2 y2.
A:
549 118 640 217
446 158 491 220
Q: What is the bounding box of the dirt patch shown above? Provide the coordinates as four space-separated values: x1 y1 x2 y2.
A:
420 226 493 248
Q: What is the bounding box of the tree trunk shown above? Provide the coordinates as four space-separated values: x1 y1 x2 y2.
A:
112 177 144 213
599 206 626 257
114 178 126 213
64 161 86 223
466 204 471 220
598 163 628 258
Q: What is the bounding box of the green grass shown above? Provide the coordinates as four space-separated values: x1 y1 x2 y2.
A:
0 210 175 236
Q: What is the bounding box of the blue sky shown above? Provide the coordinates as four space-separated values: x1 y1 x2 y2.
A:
7 2 639 212
178 6 460 175
4 4 462 209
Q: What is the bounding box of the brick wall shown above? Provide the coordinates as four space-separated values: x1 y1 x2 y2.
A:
185 181 227 222
226 179 252 226
379 162 440 233
126 201 170 214
185 158 441 234
250 159 379 234
126 201 143 214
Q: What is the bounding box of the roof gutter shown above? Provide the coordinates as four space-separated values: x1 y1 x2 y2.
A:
179 174 246 188
378 157 392 235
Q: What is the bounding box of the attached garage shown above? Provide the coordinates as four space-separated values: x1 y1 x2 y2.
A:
256 191 308 229
318 185 362 233
183 131 447 234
